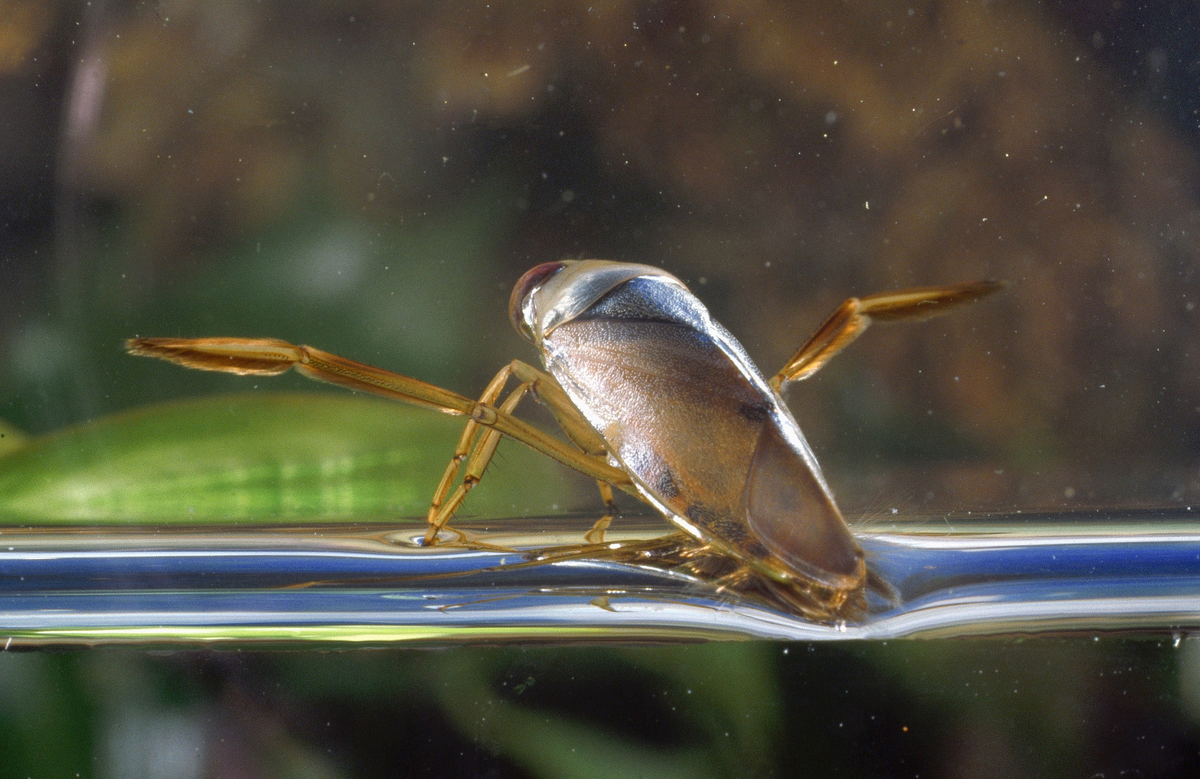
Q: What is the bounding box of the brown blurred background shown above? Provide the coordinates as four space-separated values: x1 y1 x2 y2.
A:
3 3 1200 778
2 0 1199 514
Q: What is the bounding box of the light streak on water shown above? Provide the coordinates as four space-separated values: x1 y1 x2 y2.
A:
0 511 1198 645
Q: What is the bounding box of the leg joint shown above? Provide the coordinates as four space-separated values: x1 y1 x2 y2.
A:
470 403 498 426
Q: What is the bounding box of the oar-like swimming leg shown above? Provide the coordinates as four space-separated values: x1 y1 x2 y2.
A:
126 338 633 544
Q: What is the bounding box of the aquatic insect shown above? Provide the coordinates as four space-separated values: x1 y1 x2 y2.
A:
128 261 1000 618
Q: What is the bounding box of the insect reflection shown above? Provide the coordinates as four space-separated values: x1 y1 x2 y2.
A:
128 261 1001 620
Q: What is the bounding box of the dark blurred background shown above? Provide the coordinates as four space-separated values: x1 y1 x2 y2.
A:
3 0 1200 511
2 0 1200 776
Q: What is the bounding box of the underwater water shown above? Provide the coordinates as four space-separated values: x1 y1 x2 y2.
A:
2 512 1200 777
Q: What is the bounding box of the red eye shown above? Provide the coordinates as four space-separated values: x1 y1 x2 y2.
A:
509 261 566 340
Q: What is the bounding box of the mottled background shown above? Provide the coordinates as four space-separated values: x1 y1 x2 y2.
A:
2 0 1200 776
6 0 1200 512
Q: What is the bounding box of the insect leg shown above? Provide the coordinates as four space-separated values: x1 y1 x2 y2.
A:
127 337 477 412
426 380 533 544
584 481 616 544
769 280 1005 391
507 361 632 543
425 364 519 538
427 360 638 545
508 361 611 458
126 338 632 487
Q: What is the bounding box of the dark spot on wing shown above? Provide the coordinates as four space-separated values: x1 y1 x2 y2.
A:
655 469 679 499
686 503 717 526
744 540 770 559
687 503 750 546
737 401 771 423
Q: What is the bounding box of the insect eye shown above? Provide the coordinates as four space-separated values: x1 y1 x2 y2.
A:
509 262 566 341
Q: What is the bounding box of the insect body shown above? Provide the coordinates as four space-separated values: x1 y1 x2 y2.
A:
128 261 1000 618
512 262 864 594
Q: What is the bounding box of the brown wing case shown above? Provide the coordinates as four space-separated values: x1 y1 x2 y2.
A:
546 316 862 588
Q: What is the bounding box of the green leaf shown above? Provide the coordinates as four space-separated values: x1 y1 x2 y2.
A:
0 419 26 458
0 393 589 524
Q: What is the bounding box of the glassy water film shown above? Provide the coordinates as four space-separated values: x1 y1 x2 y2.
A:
1 513 1200 644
